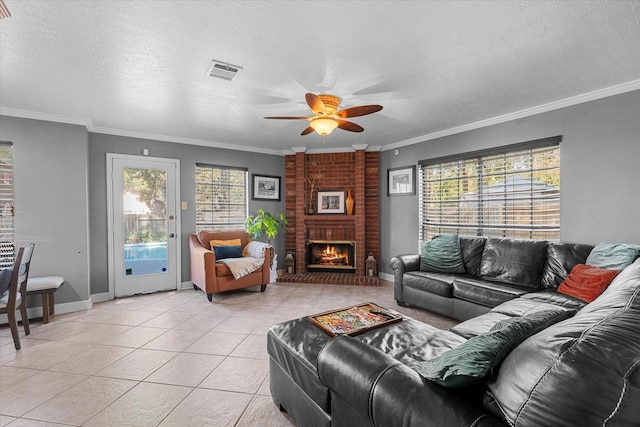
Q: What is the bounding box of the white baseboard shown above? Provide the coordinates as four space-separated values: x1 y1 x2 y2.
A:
379 272 393 282
1 285 198 325
90 292 110 303
0 297 93 324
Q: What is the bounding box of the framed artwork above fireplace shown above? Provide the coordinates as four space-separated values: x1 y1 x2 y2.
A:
317 190 345 214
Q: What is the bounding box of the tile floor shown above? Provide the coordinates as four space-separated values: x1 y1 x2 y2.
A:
0 280 457 426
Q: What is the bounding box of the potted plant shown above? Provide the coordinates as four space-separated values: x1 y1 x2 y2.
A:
245 209 288 282
245 209 288 243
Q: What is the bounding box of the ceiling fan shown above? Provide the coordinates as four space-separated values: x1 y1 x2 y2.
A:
264 93 383 136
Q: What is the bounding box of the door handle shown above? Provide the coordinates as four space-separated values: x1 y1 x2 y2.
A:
169 233 175 238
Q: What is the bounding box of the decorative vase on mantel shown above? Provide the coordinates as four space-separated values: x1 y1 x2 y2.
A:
346 189 355 215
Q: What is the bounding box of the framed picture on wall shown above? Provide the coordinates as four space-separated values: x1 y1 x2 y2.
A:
387 165 416 196
317 190 345 214
252 174 281 201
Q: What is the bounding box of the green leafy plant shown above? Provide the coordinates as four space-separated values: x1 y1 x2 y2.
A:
245 209 288 243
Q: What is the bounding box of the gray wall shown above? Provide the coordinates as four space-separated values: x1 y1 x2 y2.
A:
380 90 640 274
2 88 638 303
0 116 91 305
88 133 285 295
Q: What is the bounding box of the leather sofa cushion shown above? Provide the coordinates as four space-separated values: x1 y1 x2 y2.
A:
452 294 578 339
520 289 587 311
453 277 528 308
490 296 577 319
450 312 511 339
403 271 455 298
541 242 593 288
480 238 548 289
460 236 486 277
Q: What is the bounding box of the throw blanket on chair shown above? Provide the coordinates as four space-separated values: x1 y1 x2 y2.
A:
218 241 274 280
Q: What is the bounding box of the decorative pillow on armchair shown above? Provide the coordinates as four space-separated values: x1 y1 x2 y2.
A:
557 264 620 303
209 238 242 249
213 245 242 260
420 234 465 274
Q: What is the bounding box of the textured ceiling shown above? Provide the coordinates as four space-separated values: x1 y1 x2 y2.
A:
1 1 639 155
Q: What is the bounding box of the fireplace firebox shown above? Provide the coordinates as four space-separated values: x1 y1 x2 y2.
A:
306 240 356 273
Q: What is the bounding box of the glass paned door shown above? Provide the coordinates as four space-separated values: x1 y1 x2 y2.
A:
108 155 180 298
122 167 168 277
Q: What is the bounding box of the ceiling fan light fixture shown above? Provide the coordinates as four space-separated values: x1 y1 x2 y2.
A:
310 117 338 136
0 0 11 18
264 92 382 137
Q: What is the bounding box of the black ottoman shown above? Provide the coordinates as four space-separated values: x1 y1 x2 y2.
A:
266 306 464 427
268 316 333 427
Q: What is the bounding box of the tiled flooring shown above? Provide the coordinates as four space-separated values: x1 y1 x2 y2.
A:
0 280 457 426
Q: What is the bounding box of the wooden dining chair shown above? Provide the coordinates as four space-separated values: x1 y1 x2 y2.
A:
0 243 35 350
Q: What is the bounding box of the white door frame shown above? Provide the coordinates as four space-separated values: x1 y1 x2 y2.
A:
106 153 181 300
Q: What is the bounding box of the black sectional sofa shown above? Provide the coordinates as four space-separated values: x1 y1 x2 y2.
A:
391 236 593 320
267 237 640 426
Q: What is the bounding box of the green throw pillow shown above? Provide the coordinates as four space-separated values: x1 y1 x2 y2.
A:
586 242 640 270
414 309 575 388
420 234 465 274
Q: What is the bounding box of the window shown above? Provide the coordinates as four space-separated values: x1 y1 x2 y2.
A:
419 136 561 243
195 164 247 231
0 142 14 268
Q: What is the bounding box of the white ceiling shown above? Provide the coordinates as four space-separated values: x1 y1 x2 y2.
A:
1 1 639 155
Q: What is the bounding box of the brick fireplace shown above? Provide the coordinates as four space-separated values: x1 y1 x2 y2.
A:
278 147 380 285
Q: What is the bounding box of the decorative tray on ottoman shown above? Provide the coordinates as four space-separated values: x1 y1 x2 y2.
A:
308 302 402 336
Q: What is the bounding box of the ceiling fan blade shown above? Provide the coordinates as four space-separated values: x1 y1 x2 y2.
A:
263 116 309 120
337 120 364 133
301 127 315 136
337 105 383 118
305 93 326 114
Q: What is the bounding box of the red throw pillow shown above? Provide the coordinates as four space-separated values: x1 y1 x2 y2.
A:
558 264 620 303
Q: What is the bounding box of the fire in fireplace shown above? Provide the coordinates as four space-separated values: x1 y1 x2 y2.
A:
307 240 356 272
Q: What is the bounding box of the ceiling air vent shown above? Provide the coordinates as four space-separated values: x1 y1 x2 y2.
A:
207 59 243 81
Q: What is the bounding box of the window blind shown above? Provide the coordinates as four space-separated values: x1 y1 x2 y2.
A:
419 137 561 243
195 164 248 231
0 143 14 268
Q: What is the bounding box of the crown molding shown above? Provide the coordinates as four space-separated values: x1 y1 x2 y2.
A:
383 78 640 151
0 107 90 128
90 125 282 155
0 107 283 156
3 78 638 155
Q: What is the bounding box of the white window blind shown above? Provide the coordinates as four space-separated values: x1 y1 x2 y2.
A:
0 143 14 269
195 164 247 231
419 136 561 243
